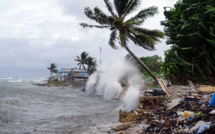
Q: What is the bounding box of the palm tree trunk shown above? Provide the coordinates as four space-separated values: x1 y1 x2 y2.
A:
124 45 158 83
49 71 52 83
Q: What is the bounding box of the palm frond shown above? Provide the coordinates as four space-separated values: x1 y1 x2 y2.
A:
128 33 155 50
104 0 116 16
106 16 116 25
124 0 140 17
83 7 109 25
128 29 155 50
124 20 144 26
114 0 121 17
94 7 109 24
81 51 89 60
75 56 81 61
127 6 158 22
80 23 109 29
130 28 154 44
132 26 164 38
84 7 97 22
109 30 118 49
114 0 130 17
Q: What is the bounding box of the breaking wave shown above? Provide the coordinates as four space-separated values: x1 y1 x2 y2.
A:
0 77 47 83
85 59 144 112
8 80 22 83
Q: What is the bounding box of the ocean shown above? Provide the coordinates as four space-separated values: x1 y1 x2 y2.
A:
0 78 122 134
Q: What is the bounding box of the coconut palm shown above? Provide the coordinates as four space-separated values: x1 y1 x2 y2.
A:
80 0 164 82
75 51 89 70
47 63 58 78
86 57 97 74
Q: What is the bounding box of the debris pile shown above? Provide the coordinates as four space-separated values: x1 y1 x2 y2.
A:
115 89 215 134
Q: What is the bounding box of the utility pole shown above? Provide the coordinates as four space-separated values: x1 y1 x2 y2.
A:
100 47 102 66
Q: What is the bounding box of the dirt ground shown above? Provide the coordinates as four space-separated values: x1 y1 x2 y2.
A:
167 85 191 100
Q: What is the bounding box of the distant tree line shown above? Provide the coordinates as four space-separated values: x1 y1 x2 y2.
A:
125 54 163 79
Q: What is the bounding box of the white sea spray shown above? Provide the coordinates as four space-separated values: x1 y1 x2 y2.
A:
85 59 144 111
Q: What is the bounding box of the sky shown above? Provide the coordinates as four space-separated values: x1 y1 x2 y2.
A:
0 0 177 78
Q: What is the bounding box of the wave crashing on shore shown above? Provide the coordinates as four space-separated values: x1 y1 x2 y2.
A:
85 60 144 112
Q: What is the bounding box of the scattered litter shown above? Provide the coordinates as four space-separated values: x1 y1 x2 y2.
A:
116 86 215 134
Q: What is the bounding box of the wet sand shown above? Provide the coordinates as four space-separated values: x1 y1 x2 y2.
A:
0 84 122 134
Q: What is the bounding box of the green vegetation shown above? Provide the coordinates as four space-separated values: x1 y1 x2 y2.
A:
138 55 163 74
126 54 163 82
47 63 58 78
161 0 215 85
52 79 67 84
80 0 164 82
74 51 97 74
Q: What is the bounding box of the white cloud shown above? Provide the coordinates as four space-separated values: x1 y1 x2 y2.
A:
71 37 79 41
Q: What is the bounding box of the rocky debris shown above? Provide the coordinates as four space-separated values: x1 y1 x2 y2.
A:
145 88 166 96
33 82 69 87
115 86 215 134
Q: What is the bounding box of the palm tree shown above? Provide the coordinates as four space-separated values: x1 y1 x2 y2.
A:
75 51 89 70
47 63 58 78
86 57 97 74
80 0 164 82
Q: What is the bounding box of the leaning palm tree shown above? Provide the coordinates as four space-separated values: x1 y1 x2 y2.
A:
47 63 58 78
86 57 97 74
80 0 164 82
74 51 89 70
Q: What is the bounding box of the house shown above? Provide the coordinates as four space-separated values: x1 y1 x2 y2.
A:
57 68 72 82
70 69 89 82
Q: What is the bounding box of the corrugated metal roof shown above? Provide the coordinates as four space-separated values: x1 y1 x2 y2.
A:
72 69 87 73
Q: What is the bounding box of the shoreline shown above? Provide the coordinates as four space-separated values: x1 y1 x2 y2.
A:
33 81 87 88
33 82 70 87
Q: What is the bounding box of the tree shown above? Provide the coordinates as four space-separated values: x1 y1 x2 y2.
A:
86 56 97 74
161 0 215 85
74 51 89 70
47 63 58 78
80 0 164 82
139 55 163 73
126 54 163 77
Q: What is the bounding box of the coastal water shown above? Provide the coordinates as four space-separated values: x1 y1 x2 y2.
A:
0 78 122 134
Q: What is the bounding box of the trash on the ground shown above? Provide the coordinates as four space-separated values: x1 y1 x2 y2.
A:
167 99 180 109
182 111 194 119
197 124 210 134
140 96 166 108
189 121 211 132
209 110 215 114
117 85 215 134
209 93 215 108
145 88 166 96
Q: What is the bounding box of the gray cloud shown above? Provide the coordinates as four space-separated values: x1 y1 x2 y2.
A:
0 0 177 78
